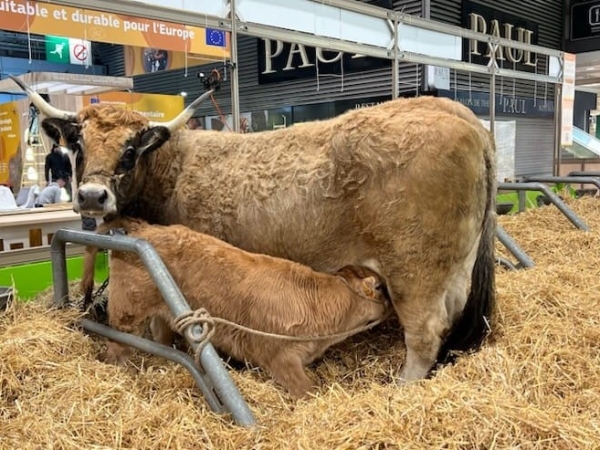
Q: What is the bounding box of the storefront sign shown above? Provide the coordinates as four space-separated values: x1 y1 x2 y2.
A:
334 96 392 115
257 39 390 84
0 0 230 58
462 0 539 72
438 90 555 118
82 92 184 122
0 102 20 186
571 0 600 41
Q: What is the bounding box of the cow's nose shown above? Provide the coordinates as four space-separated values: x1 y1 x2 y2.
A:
77 186 109 211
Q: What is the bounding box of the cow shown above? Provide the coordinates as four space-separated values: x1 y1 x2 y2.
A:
82 217 390 397
11 75 497 382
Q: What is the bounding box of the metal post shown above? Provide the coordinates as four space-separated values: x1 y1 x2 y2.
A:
554 83 562 176
230 0 241 132
496 225 535 269
50 229 256 427
489 69 496 137
517 190 526 212
392 18 399 99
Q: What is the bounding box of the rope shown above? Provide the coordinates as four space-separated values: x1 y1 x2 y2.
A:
207 69 235 132
172 308 216 365
172 307 392 366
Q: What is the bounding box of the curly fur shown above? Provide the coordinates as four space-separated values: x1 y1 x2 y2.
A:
54 95 495 381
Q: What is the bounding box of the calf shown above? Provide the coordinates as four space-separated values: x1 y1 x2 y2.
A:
83 217 389 397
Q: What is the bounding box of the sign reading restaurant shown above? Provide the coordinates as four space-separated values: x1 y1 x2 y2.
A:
461 0 539 72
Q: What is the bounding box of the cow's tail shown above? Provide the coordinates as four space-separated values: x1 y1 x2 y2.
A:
81 244 100 309
438 132 497 363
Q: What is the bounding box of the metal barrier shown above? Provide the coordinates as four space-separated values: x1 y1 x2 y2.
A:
496 225 535 269
567 171 600 178
50 228 257 428
497 182 589 231
523 176 600 196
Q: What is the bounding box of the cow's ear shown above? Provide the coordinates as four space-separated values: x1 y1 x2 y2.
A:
139 126 171 156
41 118 79 146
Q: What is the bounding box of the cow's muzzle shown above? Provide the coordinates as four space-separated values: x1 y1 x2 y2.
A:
73 182 117 216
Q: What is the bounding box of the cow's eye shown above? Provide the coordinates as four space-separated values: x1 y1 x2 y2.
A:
120 146 137 170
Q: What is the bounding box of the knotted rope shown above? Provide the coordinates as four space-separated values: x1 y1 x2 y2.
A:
172 307 393 367
172 308 216 365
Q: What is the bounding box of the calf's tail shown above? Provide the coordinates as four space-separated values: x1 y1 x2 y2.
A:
438 132 497 363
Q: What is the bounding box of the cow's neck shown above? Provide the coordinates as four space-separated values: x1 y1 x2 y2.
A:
132 138 182 223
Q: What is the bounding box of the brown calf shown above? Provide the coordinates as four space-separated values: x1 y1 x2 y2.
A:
84 217 389 397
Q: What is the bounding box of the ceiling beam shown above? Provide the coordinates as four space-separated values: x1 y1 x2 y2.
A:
576 77 600 85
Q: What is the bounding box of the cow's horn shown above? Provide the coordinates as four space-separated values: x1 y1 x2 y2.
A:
9 75 77 121
150 89 215 131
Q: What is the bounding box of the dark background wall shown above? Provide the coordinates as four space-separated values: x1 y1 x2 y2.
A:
574 91 597 131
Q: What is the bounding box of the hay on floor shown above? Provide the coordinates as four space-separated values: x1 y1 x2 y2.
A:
2 198 600 449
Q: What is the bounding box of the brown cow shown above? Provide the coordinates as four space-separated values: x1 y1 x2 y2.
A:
83 217 390 397
12 75 496 382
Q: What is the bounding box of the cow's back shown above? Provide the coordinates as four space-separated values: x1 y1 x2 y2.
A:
170 99 490 273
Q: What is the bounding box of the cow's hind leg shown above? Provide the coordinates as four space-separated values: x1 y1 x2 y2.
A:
438 237 481 363
393 283 451 382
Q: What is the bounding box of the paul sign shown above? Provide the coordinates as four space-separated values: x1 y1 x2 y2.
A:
462 0 539 72
257 39 389 84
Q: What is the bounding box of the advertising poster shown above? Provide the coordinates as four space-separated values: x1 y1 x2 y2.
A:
124 46 214 76
82 92 184 123
0 102 20 186
0 0 230 58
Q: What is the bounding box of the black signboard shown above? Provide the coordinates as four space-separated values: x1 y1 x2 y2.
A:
571 0 600 41
257 40 391 85
461 0 539 73
257 0 392 84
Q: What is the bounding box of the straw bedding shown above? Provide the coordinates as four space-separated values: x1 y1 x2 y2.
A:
2 198 600 449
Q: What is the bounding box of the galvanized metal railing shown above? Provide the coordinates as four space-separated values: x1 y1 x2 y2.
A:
51 228 256 427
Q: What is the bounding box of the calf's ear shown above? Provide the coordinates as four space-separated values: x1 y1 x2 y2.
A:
139 126 171 156
361 276 379 298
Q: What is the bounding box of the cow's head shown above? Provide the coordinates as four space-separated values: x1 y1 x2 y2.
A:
10 75 214 217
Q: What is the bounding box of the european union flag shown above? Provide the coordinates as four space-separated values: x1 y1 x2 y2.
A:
206 28 226 47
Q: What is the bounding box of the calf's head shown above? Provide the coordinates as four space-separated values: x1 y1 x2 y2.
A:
10 75 214 217
335 265 390 325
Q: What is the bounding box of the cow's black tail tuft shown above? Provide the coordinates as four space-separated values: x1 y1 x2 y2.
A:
437 134 497 365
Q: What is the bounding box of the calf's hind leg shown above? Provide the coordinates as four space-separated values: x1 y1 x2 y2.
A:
150 316 176 346
263 352 316 398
